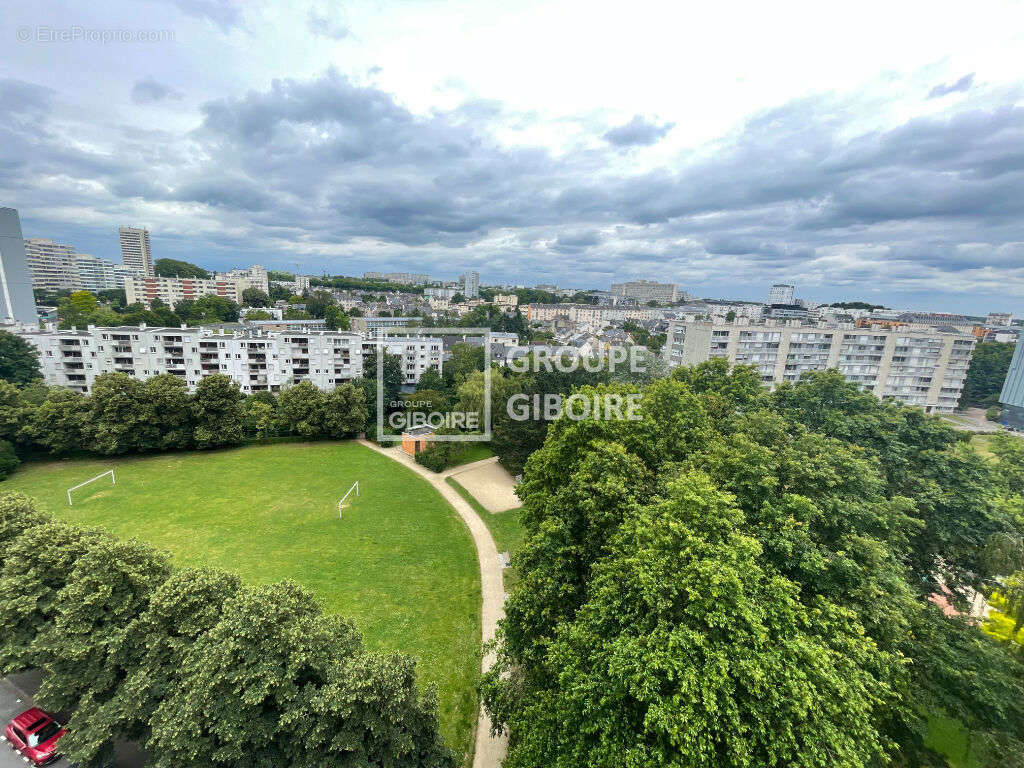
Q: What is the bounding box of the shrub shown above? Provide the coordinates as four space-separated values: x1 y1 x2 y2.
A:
987 406 1002 422
0 439 19 479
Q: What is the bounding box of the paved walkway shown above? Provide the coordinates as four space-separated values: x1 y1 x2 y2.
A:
448 458 521 513
358 441 508 768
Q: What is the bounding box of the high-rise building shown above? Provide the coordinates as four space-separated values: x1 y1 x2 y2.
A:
75 253 136 293
768 283 795 304
998 338 1024 430
119 226 154 276
24 238 79 291
987 311 1014 327
662 319 974 413
461 270 480 299
0 208 40 324
610 279 679 304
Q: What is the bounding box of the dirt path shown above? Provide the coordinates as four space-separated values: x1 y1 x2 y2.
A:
447 458 521 513
357 441 508 768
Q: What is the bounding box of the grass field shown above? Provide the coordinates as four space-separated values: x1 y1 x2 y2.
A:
2 441 481 763
446 476 525 591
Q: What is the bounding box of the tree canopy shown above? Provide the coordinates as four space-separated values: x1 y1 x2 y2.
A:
483 362 1024 768
154 258 211 279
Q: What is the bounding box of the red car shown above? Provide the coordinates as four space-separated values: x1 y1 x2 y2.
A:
3 708 65 766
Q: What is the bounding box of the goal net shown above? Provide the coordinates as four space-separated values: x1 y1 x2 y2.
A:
338 481 359 517
67 469 115 506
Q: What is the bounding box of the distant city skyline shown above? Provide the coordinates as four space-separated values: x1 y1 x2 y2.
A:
3 0 1024 317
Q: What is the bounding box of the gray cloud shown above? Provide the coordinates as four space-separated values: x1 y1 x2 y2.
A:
3 69 1024 312
603 115 675 146
131 77 184 104
928 73 975 99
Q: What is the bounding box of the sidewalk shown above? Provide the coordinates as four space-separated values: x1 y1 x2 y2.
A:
358 441 508 768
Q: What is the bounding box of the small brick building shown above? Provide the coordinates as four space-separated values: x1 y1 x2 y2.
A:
401 426 435 455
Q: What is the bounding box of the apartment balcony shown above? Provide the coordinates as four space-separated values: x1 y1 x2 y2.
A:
63 362 85 370
164 346 184 355
200 353 219 361
113 357 133 365
201 363 220 372
248 354 267 362
60 339 81 346
112 345 132 354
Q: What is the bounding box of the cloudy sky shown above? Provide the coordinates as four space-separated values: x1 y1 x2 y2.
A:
2 0 1024 313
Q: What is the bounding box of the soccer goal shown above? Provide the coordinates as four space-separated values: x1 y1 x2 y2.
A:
338 481 359 517
67 469 115 506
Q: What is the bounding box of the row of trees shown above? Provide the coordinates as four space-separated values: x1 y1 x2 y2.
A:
0 373 369 471
482 364 1024 768
0 493 453 768
962 341 1016 408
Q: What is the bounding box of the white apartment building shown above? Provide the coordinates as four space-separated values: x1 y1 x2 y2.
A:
76 253 136 292
215 265 269 293
494 294 519 308
768 283 796 304
610 280 679 304
461 270 480 299
24 238 79 291
124 275 246 307
24 239 131 292
663 320 974 412
21 325 442 394
526 303 660 324
119 227 153 277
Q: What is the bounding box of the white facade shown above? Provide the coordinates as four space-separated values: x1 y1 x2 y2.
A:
25 238 133 293
461 270 480 299
25 238 79 291
119 227 153 277
21 326 442 394
124 275 246 307
768 283 795 304
610 280 679 304
215 265 269 293
526 303 660 324
663 320 974 413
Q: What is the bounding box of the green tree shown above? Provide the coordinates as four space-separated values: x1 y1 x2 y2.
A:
20 388 88 455
0 330 41 385
87 373 151 454
139 374 194 450
192 375 244 448
0 439 18 479
277 381 328 437
0 380 31 444
148 581 452 768
324 383 368 437
241 288 270 307
0 492 50 571
324 304 349 330
58 568 243 767
487 472 895 768
34 538 172 713
154 258 210 279
0 522 110 675
241 396 277 439
417 366 445 393
961 342 1015 407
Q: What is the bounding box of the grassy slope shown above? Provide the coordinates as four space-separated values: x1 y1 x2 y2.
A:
3 442 480 763
445 476 525 592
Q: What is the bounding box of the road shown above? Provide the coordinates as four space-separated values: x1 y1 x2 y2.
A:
0 672 71 768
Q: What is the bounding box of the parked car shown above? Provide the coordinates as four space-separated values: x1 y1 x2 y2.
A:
3 708 66 766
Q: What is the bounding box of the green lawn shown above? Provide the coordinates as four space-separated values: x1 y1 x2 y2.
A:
446 476 525 591
448 444 495 468
3 442 481 764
